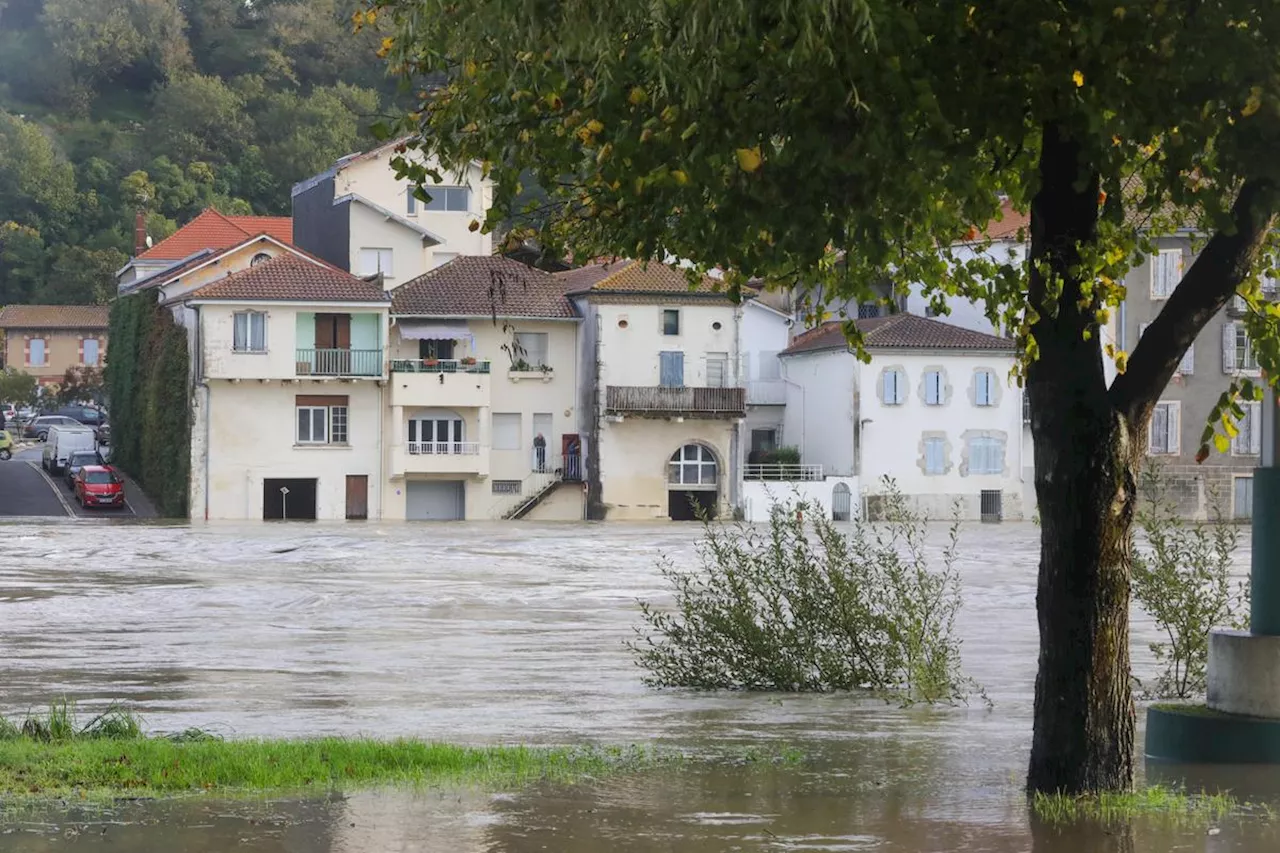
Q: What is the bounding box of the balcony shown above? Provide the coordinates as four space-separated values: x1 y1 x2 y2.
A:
744 463 824 481
606 385 746 419
389 359 492 408
746 379 787 406
392 441 489 477
296 348 383 378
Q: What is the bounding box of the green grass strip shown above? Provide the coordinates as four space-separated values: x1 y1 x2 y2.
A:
1032 785 1240 825
0 738 646 799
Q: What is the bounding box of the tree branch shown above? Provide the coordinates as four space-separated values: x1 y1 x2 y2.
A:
1110 178 1278 423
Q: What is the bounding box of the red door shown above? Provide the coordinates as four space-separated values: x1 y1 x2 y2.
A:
561 434 581 482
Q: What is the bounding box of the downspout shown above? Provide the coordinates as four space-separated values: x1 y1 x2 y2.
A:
193 304 211 522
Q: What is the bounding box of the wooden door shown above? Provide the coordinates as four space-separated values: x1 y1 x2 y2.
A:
345 474 369 520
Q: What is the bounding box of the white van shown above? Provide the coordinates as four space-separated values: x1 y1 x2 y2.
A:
43 425 97 474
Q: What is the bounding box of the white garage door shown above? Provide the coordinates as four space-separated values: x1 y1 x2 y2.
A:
406 480 464 521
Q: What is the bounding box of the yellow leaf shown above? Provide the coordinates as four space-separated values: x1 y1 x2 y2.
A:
1223 418 1239 439
1243 86 1263 117
672 170 689 185
1213 433 1230 453
628 87 647 106
736 146 763 173
586 119 604 134
468 220 480 232
366 8 377 23
1114 351 1128 374
1072 70 1085 88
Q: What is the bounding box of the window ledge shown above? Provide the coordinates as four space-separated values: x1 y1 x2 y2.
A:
232 349 270 355
509 370 554 383
292 443 352 450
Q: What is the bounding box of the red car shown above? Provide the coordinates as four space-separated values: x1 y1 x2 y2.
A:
73 465 125 510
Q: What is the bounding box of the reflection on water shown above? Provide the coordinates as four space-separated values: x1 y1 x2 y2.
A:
0 519 1269 850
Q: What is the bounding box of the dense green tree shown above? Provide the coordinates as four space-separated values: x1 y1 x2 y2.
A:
0 111 76 233
152 73 254 164
372 0 1280 794
0 221 45 304
39 246 127 304
256 83 380 188
0 366 38 407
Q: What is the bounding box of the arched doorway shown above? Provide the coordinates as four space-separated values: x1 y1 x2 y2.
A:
668 443 718 521
832 482 852 521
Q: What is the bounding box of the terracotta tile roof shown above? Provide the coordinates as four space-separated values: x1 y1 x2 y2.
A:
0 304 110 329
137 209 293 260
971 199 1029 242
781 314 1015 355
391 256 576 318
188 254 388 303
556 259 729 296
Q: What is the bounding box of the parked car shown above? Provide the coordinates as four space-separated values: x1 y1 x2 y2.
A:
17 406 34 420
64 449 106 488
42 425 97 474
73 465 125 510
53 406 107 427
25 415 81 441
1 404 16 423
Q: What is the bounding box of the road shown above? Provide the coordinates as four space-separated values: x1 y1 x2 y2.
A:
0 445 136 518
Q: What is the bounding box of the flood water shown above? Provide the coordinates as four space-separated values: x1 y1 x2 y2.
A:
0 520 1272 852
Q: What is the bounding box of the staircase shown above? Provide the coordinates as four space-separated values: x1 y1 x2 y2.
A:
495 454 583 520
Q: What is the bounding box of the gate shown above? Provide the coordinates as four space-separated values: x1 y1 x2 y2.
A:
980 489 1003 523
832 482 852 521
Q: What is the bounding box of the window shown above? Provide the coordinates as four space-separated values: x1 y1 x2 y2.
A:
706 352 729 387
419 339 455 360
493 413 522 450
296 397 348 445
358 248 393 277
967 436 1003 474
1139 322 1193 374
407 188 417 215
27 338 46 366
974 369 996 406
423 186 470 212
513 332 549 369
250 252 272 266
1233 401 1262 456
1235 476 1255 520
881 368 906 405
1149 401 1181 455
924 437 946 475
1151 248 1183 299
408 416 462 450
82 338 100 366
1223 322 1259 373
492 480 522 495
750 428 778 454
233 311 267 352
923 370 944 405
662 309 680 336
669 444 718 485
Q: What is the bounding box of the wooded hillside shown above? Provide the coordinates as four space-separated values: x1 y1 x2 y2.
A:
0 0 391 306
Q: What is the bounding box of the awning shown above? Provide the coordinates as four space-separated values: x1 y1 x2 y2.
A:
398 320 471 341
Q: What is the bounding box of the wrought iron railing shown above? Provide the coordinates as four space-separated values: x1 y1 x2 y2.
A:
606 385 745 417
744 463 824 482
407 441 481 455
391 358 491 374
295 348 383 377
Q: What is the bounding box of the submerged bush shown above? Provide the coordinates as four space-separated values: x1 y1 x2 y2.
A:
628 480 979 704
1131 465 1248 700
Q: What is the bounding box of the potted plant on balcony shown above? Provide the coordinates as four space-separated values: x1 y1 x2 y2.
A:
424 358 440 370
460 356 477 366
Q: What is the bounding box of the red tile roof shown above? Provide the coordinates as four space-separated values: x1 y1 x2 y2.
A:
556 259 729 296
391 256 576 318
781 314 1015 355
137 209 293 260
187 254 388 303
0 304 110 329
975 199 1029 242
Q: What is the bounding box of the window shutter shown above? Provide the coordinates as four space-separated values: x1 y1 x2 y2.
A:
1251 403 1263 455
882 370 894 403
1179 344 1194 375
925 372 939 405
1150 406 1167 453
894 371 905 404
1168 405 1181 455
1222 323 1237 373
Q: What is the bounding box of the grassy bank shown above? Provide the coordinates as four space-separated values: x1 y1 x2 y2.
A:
0 704 652 799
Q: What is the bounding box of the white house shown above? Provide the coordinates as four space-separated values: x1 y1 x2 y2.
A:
181 254 392 521
291 139 494 287
384 256 583 521
779 314 1029 520
741 299 793 459
562 260 746 521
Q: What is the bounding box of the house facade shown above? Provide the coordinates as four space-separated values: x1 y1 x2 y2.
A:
780 314 1028 520
115 209 294 289
564 261 746 521
741 299 793 461
385 256 583 521
292 140 494 287
0 305 110 386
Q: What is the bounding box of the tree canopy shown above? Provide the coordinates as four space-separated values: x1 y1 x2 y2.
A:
371 0 1280 795
0 0 395 306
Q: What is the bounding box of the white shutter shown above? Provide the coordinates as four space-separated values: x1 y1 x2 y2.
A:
1168 403 1181 455
492 413 521 450
1222 323 1237 373
1179 343 1194 375
1150 405 1168 454
1250 402 1263 455
881 370 894 404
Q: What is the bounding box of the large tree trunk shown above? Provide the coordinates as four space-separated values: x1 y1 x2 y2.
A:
1025 123 1136 794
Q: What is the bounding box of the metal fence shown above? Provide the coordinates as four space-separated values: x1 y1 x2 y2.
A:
390 358 491 374
743 463 824 481
407 441 481 455
295 348 383 377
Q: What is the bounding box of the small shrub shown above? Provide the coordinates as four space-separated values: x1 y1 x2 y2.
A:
628 478 980 704
1131 465 1247 700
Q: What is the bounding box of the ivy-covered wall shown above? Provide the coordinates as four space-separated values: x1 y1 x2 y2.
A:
104 291 191 518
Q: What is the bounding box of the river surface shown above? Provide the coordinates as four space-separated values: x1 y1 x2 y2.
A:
0 519 1272 851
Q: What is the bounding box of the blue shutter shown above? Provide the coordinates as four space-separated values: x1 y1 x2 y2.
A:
925 372 940 405
659 351 685 387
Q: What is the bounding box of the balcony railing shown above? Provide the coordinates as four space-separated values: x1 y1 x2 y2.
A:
606 385 746 418
744 463 824 482
392 358 491 374
296 348 383 377
407 441 481 455
746 379 787 405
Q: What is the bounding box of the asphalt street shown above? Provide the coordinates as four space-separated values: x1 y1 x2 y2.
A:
0 445 137 518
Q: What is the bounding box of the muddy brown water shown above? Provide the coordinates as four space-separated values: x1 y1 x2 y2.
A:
0 520 1273 851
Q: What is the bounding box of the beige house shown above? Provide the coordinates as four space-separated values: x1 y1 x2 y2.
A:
0 305 110 386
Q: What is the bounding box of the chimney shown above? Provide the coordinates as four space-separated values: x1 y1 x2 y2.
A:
134 210 148 257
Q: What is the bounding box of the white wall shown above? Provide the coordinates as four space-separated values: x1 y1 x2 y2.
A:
903 241 1026 335
596 301 742 387
779 349 857 476
347 202 431 287
742 301 791 450
198 381 384 520
855 351 1026 519
741 477 860 522
198 302 388 381
338 150 492 267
